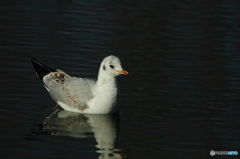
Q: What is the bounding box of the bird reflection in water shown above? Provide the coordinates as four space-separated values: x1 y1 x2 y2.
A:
41 109 127 159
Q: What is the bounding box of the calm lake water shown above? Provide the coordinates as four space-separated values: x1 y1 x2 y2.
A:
1 0 240 158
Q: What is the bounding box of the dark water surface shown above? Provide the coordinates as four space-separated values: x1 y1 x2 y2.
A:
1 0 240 158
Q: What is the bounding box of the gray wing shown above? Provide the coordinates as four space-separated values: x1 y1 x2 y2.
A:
43 70 95 110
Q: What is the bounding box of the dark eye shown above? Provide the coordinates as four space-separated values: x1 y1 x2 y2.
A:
109 65 114 69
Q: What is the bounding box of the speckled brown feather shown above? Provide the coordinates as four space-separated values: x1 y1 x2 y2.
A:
43 72 95 111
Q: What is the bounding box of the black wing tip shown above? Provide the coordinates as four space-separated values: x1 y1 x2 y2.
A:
28 56 56 81
24 54 38 61
24 55 39 64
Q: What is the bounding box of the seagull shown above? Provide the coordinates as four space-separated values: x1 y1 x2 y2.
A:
30 55 129 114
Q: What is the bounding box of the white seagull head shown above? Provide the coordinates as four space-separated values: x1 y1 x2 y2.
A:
100 55 129 77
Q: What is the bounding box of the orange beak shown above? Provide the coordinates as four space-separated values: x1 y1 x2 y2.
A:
118 70 130 76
